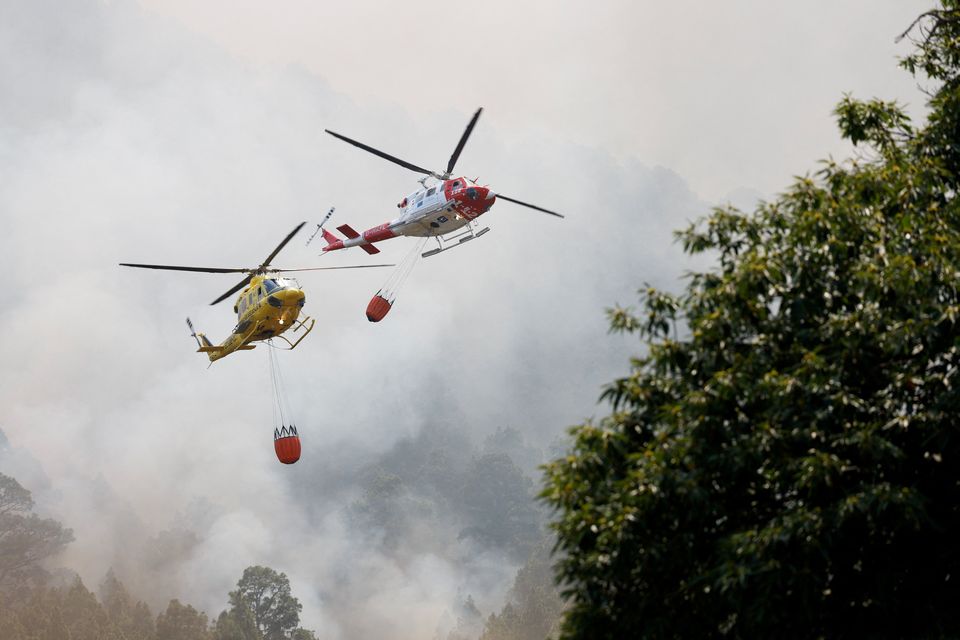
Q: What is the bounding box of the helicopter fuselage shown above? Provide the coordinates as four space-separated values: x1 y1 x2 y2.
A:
321 177 495 253
200 275 311 362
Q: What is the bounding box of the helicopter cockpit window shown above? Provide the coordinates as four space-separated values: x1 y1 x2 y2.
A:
426 187 436 197
451 180 461 189
466 187 478 200
263 279 280 293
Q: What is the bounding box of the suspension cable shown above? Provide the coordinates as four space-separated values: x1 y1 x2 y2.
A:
267 340 292 428
380 237 428 302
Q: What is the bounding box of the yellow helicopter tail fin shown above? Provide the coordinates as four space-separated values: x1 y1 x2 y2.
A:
187 317 221 360
187 318 213 346
186 317 255 362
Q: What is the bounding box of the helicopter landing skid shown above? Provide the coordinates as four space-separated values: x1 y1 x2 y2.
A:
273 314 316 350
422 225 490 258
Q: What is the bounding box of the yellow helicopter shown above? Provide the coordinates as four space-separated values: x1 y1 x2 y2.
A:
121 221 390 362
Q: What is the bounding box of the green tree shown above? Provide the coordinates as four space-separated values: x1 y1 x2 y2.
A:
543 3 960 637
447 595 484 640
130 601 156 639
0 473 73 590
99 569 132 621
15 587 69 640
213 606 259 640
156 599 211 640
480 538 565 640
228 566 302 640
61 577 113 640
100 570 154 639
458 453 541 560
350 471 413 547
0 608 28 640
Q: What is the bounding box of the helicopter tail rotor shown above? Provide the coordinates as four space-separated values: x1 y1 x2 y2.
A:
186 317 214 349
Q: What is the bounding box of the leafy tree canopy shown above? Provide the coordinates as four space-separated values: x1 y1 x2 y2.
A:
543 3 960 638
459 453 541 560
0 472 73 591
228 565 303 640
481 537 565 640
156 599 211 640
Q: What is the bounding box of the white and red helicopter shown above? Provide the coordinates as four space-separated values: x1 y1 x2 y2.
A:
320 108 563 259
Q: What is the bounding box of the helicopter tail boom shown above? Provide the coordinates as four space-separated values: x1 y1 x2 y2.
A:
187 316 255 363
320 224 386 255
338 224 383 254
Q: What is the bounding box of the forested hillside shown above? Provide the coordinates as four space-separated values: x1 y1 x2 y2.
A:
0 427 565 640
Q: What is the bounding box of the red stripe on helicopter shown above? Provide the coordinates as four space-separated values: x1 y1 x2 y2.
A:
363 223 397 243
337 224 361 239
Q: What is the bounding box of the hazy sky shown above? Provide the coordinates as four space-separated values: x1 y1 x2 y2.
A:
140 0 929 201
0 1 936 637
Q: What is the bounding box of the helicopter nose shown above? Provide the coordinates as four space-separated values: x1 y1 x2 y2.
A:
485 190 496 200
469 186 491 200
275 288 305 306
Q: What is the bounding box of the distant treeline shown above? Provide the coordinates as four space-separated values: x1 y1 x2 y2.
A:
0 434 565 640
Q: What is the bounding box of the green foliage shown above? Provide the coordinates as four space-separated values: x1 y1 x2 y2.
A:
0 498 314 640
100 569 156 639
350 470 427 549
0 472 73 592
229 565 302 640
352 424 545 561
481 537 565 640
213 606 260 640
0 573 157 639
156 599 211 640
459 453 541 560
543 3 960 637
0 607 28 639
447 595 484 640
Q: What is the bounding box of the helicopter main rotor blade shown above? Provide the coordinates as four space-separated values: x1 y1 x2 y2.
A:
260 221 307 269
325 130 437 177
495 194 565 218
119 263 250 273
210 274 253 306
272 264 395 272
446 107 482 176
